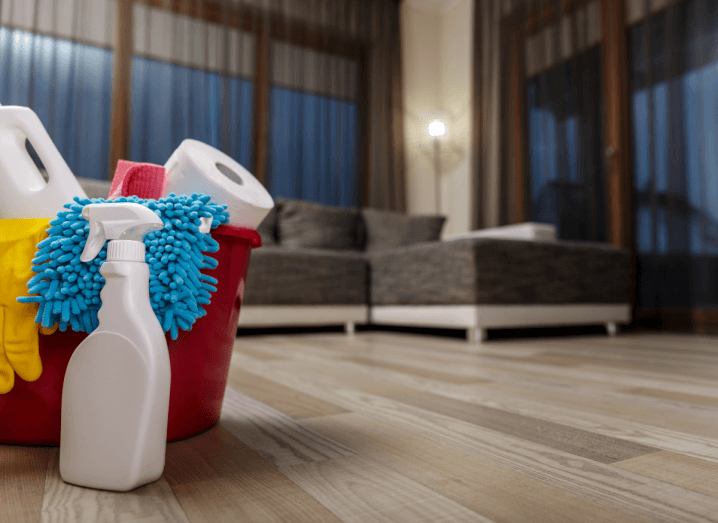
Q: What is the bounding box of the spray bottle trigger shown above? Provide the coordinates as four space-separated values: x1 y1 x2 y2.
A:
81 220 107 262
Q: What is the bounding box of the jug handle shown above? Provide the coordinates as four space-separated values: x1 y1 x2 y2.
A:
2 106 75 190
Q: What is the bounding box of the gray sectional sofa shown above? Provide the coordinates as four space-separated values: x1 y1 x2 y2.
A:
76 178 632 341
240 199 633 342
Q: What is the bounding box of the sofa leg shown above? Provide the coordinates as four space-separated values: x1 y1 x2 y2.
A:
467 327 486 343
606 322 618 337
345 321 355 336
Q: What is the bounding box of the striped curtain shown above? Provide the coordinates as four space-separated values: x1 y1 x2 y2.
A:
0 0 114 180
629 0 718 308
523 0 607 241
129 2 255 171
267 37 358 208
0 0 406 212
259 0 406 210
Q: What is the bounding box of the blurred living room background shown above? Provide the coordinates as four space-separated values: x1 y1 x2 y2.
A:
1 0 716 334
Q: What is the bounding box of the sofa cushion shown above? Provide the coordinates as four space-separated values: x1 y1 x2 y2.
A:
256 201 280 247
242 247 367 305
278 200 361 250
368 238 632 306
361 208 445 252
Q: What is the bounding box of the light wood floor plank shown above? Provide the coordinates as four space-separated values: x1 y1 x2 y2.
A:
275 350 661 463
576 333 718 356
231 353 718 523
220 386 353 467
451 383 718 464
40 449 188 523
280 455 491 523
259 333 718 394
486 351 718 380
259 354 718 462
303 412 646 523
164 425 341 523
613 451 718 498
0 446 49 523
620 387 718 409
227 368 348 419
238 336 492 384
232 344 287 361
386 389 659 463
240 333 718 396
334 355 490 384
465 351 718 398
484 381 718 440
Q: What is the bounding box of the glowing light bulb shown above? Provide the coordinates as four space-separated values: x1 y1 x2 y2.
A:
428 120 446 137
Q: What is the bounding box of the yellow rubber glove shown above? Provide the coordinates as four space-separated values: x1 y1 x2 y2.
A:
40 324 59 336
0 219 51 394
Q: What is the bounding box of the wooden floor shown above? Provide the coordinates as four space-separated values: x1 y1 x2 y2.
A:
3 331 718 522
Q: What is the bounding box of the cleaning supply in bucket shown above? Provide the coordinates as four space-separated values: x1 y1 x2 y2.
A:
60 202 170 491
0 219 51 393
18 194 230 340
109 160 168 200
0 104 87 219
164 139 274 229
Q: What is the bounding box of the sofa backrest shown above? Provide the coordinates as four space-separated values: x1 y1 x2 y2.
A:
255 199 446 252
360 208 445 252
277 199 362 251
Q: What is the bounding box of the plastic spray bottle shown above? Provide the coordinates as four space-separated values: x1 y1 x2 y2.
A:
60 202 170 492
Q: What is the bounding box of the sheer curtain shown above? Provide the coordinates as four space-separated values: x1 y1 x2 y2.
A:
0 0 114 180
472 0 508 228
629 0 718 309
132 0 405 210
0 0 405 210
130 2 255 171
523 0 606 241
267 29 358 208
473 0 605 236
258 0 406 210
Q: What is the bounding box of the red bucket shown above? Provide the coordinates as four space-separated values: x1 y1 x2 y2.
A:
0 225 261 445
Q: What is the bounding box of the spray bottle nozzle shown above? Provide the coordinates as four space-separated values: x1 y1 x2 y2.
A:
80 203 164 262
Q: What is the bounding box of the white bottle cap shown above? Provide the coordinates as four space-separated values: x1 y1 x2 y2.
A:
107 240 146 262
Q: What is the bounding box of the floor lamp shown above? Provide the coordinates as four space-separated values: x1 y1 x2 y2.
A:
428 119 446 214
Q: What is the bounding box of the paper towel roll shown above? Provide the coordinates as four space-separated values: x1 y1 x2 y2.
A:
163 139 274 229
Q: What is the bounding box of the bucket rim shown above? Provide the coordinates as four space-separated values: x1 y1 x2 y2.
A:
214 225 262 248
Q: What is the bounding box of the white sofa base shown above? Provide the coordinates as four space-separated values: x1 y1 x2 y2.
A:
370 303 631 342
238 305 368 334
238 303 630 342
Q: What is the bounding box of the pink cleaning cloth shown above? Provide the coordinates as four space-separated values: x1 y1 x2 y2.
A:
109 160 168 200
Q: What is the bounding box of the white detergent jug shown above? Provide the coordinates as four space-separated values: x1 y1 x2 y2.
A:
0 104 87 219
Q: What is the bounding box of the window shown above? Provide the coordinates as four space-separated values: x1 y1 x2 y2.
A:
527 46 606 241
131 58 253 168
268 88 356 207
267 42 359 208
130 4 254 171
0 27 113 180
629 0 718 307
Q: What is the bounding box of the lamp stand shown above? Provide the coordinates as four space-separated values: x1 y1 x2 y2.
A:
434 137 441 214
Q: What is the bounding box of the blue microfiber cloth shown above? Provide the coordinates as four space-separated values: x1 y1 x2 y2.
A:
18 193 230 340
